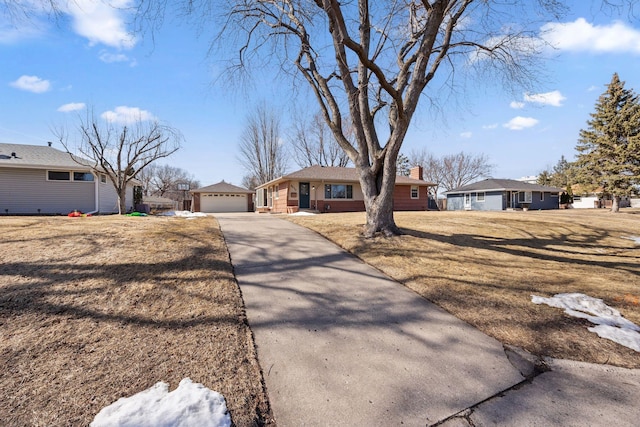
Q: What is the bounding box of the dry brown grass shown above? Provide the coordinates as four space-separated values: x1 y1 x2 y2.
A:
286 209 640 368
0 215 272 427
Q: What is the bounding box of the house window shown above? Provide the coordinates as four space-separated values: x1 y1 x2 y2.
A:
324 184 353 199
73 172 94 182
411 186 419 199
518 191 532 203
540 192 544 201
100 174 107 183
48 171 70 181
275 185 279 199
477 192 485 202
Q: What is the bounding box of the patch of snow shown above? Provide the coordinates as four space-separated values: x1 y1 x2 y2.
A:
622 236 640 245
158 211 208 218
289 211 316 216
532 293 640 352
91 378 231 427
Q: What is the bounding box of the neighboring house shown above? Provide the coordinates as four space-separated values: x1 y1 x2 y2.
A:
0 142 136 215
445 178 563 211
191 181 254 213
254 165 434 214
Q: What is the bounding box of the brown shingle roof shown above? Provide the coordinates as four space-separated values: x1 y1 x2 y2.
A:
192 181 253 194
257 166 434 188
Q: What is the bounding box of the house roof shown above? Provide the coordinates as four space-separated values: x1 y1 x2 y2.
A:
0 142 93 170
256 165 435 189
444 178 564 194
192 180 253 194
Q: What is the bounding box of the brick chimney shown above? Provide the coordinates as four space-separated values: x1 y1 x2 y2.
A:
410 165 423 181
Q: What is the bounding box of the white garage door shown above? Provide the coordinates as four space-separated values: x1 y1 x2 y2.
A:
200 193 247 213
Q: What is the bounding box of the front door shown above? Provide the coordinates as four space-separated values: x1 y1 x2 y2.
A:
299 182 310 209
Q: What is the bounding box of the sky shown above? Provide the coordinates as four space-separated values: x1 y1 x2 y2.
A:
2 1 640 188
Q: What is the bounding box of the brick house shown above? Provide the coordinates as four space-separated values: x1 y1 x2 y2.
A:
254 165 434 213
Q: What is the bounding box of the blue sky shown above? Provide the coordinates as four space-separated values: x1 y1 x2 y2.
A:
2 1 640 187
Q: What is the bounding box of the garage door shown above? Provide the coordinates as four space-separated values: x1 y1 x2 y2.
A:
200 193 247 213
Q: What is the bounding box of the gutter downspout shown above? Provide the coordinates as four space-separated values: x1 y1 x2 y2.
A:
86 172 99 215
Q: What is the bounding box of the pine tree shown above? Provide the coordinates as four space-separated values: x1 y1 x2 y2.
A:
575 73 640 212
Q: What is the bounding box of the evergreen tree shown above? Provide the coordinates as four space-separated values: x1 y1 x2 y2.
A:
575 73 640 212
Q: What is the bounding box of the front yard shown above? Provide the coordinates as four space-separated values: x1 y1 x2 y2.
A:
0 216 272 426
287 209 640 368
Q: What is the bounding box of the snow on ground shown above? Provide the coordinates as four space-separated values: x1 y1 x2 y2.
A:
532 293 640 352
157 210 208 218
622 235 640 245
289 211 317 216
90 378 231 427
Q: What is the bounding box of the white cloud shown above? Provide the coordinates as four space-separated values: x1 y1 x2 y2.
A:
99 51 137 66
10 75 51 93
510 101 525 109
482 124 498 130
503 116 539 130
66 0 136 49
524 90 566 107
542 18 640 54
588 85 600 92
101 106 157 124
460 131 472 139
58 102 86 112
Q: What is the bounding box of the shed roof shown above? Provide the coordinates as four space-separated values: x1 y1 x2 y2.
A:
0 142 92 170
257 165 435 189
444 178 564 194
192 181 253 194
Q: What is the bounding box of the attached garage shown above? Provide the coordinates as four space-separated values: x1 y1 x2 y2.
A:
191 181 253 213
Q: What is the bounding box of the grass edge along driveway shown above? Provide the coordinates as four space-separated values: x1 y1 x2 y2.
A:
286 209 640 369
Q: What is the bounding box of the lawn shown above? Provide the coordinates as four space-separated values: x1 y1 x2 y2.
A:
286 209 640 368
0 216 272 427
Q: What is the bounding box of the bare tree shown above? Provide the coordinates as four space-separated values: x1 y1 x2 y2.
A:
14 1 633 234
56 111 182 214
440 152 494 192
289 111 351 168
198 0 565 236
410 149 493 196
238 104 288 185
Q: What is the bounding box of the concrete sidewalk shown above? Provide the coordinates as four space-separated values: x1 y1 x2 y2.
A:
216 213 640 426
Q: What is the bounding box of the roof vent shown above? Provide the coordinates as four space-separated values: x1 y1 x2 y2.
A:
48 141 53 147
11 152 16 158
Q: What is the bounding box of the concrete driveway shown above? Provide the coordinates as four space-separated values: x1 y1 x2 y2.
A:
216 213 640 426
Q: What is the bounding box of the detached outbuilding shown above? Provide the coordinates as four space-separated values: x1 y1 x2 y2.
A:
445 179 562 211
191 181 254 213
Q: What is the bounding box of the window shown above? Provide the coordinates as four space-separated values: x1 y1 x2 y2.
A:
73 172 94 182
100 174 107 183
539 192 544 201
275 185 279 199
411 186 419 199
477 192 485 202
324 184 353 199
518 191 532 203
48 171 70 181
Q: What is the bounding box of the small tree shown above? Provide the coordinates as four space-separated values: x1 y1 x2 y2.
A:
575 73 640 212
57 111 182 214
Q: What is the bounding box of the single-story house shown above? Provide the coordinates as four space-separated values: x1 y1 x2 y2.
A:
444 178 563 211
0 142 136 215
191 181 254 213
254 165 434 214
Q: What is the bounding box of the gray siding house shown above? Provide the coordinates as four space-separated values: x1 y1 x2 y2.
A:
445 179 563 211
0 142 136 215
